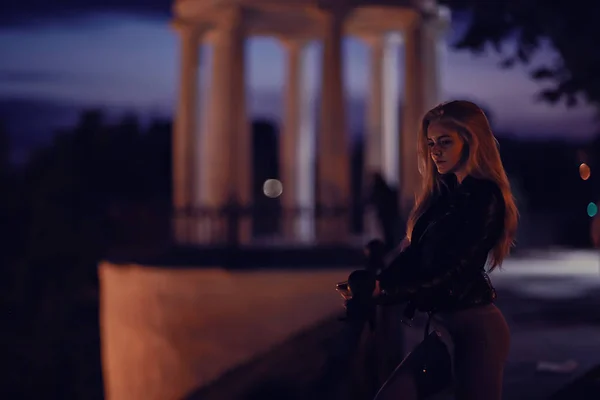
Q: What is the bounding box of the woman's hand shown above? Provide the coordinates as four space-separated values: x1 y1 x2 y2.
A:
372 279 382 298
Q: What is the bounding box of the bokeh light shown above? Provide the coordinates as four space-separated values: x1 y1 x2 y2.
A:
588 202 598 217
579 163 591 180
263 179 283 198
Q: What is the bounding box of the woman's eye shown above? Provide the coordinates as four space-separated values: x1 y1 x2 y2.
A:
427 142 434 147
440 140 452 147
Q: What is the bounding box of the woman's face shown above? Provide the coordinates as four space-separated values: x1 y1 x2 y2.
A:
426 121 466 178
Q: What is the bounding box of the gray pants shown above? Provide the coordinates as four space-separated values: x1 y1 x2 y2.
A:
375 304 510 400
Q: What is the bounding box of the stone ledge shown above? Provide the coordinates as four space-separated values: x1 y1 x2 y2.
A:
99 262 354 400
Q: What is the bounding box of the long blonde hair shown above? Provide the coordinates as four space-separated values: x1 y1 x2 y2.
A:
406 100 518 271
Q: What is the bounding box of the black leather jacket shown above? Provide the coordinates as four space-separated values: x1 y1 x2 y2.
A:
377 175 505 314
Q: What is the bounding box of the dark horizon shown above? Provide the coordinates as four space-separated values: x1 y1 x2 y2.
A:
1 93 597 162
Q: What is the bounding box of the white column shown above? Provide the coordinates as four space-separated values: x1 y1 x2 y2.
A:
362 32 403 186
381 32 402 187
317 9 350 243
200 9 249 244
399 19 442 216
193 46 211 242
365 32 402 186
363 35 384 178
400 23 426 216
298 45 318 243
171 24 201 244
362 32 402 240
424 8 450 109
422 21 442 110
280 39 315 243
233 17 252 245
362 35 384 241
281 38 301 241
400 18 443 216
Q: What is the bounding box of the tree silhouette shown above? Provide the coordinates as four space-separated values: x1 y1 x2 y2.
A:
0 120 9 171
440 0 600 109
0 120 21 290
4 109 175 400
21 110 173 268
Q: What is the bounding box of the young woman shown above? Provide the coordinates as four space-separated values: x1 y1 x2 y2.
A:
373 100 518 400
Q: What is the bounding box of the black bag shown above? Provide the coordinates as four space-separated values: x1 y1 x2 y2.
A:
378 314 453 399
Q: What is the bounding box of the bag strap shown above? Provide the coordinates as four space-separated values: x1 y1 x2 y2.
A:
423 311 434 340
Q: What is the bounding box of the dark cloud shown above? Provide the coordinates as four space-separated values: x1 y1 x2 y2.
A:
0 1 171 27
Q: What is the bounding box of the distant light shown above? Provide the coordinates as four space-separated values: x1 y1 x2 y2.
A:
263 179 283 198
579 163 591 180
588 202 598 217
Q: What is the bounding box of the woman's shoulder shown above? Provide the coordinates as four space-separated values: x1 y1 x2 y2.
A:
460 177 504 206
462 176 501 194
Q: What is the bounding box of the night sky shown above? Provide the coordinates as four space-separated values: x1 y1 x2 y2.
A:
0 1 597 146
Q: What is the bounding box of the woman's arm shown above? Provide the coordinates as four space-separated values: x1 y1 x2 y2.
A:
382 236 410 265
376 241 420 294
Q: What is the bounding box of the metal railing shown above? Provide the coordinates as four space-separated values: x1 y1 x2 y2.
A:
171 203 361 247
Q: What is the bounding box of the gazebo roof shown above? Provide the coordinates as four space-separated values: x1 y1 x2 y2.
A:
172 0 447 39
